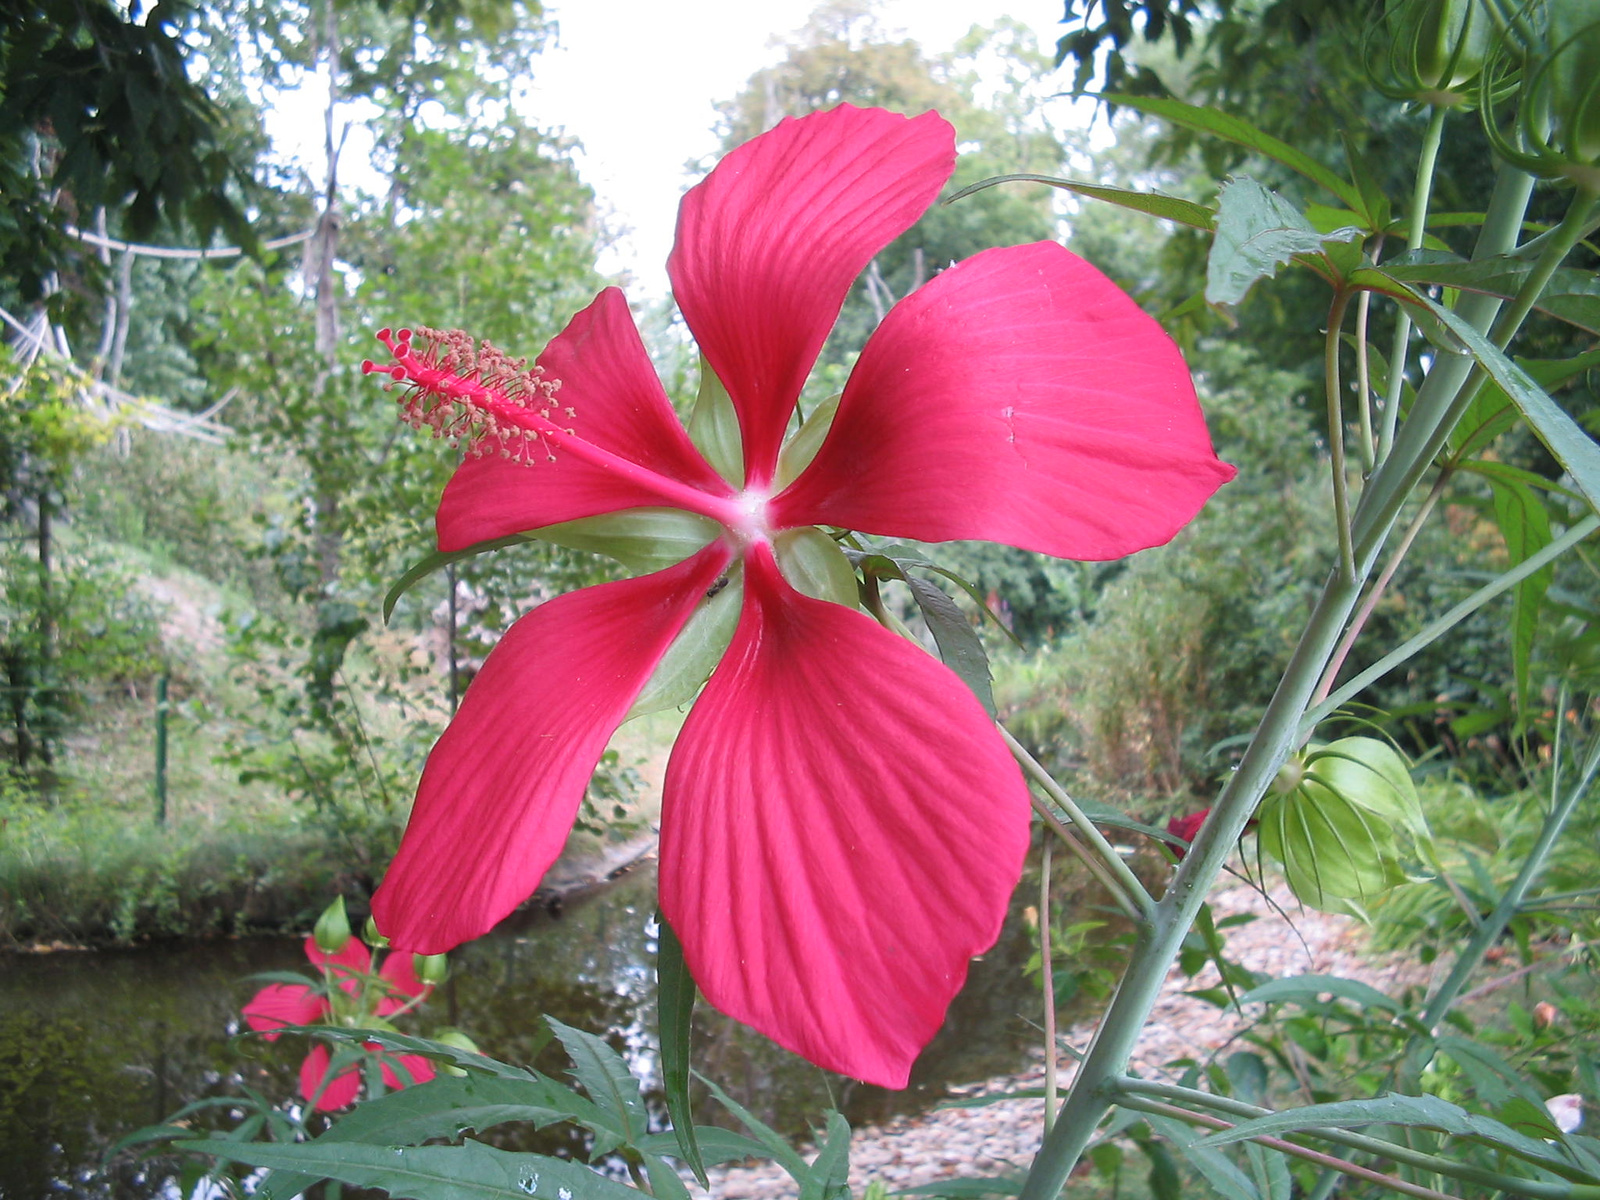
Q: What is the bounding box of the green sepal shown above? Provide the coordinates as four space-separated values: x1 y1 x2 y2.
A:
384 534 529 623
774 393 839 489
530 507 719 573
626 565 742 720
774 527 858 607
688 355 743 486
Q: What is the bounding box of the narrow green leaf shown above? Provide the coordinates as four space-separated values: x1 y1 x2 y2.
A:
800 1112 853 1200
1206 178 1361 306
176 1139 645 1200
1380 251 1600 336
946 173 1214 231
1358 268 1600 519
641 1153 693 1200
306 1073 612 1148
1198 1093 1596 1181
696 1073 810 1182
894 1177 1025 1196
384 535 528 622
1102 94 1366 213
1237 974 1402 1014
635 1128 776 1166
1142 1112 1261 1200
1489 476 1554 719
904 575 995 716
655 915 707 1185
546 1018 647 1150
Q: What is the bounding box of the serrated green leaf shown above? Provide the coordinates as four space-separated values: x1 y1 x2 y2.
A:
655 914 707 1185
546 1018 646 1149
904 575 995 716
1142 1112 1261 1200
1100 94 1366 213
696 1072 809 1182
946 173 1214 231
1206 178 1361 306
1237 974 1402 1014
176 1139 645 1200
799 1112 852 1200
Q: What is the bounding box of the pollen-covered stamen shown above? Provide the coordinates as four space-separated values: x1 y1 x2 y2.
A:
362 325 749 529
362 326 568 464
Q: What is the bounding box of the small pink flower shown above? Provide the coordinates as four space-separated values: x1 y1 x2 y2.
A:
243 936 434 1111
368 105 1234 1088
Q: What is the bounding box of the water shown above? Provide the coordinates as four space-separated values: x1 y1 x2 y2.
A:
0 861 1059 1199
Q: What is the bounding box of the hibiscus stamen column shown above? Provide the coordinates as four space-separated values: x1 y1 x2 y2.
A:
363 327 746 529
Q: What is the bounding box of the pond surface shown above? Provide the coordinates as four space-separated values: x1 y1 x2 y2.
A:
0 859 1066 1199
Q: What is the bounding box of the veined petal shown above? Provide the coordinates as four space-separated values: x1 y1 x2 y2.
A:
373 543 734 954
438 288 730 551
773 242 1236 559
299 1045 361 1112
659 545 1031 1088
243 984 326 1040
668 105 955 488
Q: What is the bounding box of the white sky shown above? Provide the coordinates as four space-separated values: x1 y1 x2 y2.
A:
273 0 1080 301
506 0 1077 298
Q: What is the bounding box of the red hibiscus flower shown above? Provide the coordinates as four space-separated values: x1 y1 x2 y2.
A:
242 935 435 1111
366 104 1234 1088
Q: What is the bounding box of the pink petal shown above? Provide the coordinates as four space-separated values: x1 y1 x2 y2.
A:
375 950 429 1014
659 545 1032 1088
242 984 326 1040
380 1052 437 1091
299 1044 361 1112
773 242 1236 559
668 105 956 488
372 543 734 954
437 288 731 551
304 933 372 999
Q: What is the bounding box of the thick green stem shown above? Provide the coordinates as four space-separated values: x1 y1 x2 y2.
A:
1041 840 1057 1133
1326 288 1358 582
1378 104 1449 462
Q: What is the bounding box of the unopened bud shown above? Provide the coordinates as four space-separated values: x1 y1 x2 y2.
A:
433 1027 482 1077
363 916 390 949
313 896 352 955
414 953 450 987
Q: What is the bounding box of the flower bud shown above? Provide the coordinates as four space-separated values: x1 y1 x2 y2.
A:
1483 2 1600 183
1534 1000 1559 1030
313 896 353 955
432 1027 483 1077
363 916 390 949
1257 738 1431 912
1373 0 1493 105
414 953 450 988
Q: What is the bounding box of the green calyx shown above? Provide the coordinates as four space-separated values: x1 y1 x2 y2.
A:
687 356 743 487
531 507 720 574
774 394 840 490
774 526 859 607
626 564 744 720
1376 0 1492 103
1257 737 1433 912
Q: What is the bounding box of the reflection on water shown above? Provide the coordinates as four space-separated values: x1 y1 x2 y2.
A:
0 858 1068 1199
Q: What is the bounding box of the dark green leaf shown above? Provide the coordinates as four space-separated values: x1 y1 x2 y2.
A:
655 914 707 1185
1488 476 1554 718
546 1018 646 1151
641 1153 692 1200
307 1072 612 1147
1100 95 1366 213
1206 178 1361 306
1380 251 1600 336
176 1139 645 1200
799 1112 852 1200
1237 974 1403 1014
904 575 995 716
636 1129 776 1167
696 1073 809 1182
1143 1112 1261 1200
946 173 1214 231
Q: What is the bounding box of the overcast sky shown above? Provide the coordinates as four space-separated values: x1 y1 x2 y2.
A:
520 0 1076 296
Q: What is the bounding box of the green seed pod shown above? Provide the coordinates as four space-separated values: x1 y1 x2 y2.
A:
313 896 353 955
432 1027 483 1077
1257 737 1431 912
1373 0 1493 105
